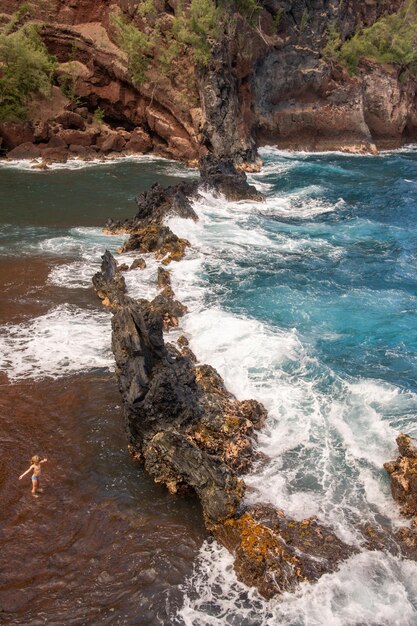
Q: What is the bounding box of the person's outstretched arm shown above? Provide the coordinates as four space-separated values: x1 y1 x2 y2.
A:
19 465 34 480
40 458 48 464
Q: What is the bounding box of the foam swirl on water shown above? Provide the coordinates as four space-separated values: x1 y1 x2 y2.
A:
0 304 113 381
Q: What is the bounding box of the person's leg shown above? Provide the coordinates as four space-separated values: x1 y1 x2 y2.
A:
31 477 39 496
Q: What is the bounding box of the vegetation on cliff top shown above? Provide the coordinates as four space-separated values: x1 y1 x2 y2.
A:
111 0 263 87
323 0 417 76
0 6 55 121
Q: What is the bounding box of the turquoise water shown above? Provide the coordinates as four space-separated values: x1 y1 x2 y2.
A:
167 148 417 624
1 151 417 624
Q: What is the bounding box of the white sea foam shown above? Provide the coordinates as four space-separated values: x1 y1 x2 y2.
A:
45 228 126 289
0 154 176 172
122 254 161 300
177 540 417 626
166 188 416 546
0 304 112 381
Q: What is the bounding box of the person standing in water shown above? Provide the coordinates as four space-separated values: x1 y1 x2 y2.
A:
19 456 48 497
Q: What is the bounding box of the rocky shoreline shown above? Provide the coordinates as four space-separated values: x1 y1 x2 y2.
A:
92 155 417 597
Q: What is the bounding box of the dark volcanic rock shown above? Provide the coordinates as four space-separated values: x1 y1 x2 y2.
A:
199 154 264 202
104 156 263 241
108 292 257 524
134 182 199 226
92 250 357 597
104 181 199 235
92 250 127 308
119 224 190 265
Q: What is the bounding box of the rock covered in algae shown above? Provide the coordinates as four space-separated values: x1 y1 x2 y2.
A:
213 504 358 598
384 433 417 519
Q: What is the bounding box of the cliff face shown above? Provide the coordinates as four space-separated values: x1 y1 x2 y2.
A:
0 0 416 161
245 0 417 152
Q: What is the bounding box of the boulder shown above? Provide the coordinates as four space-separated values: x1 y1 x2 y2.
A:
68 144 93 156
7 142 41 159
58 129 93 147
33 121 51 143
0 122 34 150
55 111 86 130
125 128 152 153
41 147 68 162
99 133 126 153
47 134 67 149
130 258 146 270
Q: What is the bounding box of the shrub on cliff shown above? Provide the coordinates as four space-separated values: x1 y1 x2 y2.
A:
110 13 153 86
173 0 222 66
0 22 55 121
323 0 417 76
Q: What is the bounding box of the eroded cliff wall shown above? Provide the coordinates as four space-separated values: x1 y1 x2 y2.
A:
0 0 416 162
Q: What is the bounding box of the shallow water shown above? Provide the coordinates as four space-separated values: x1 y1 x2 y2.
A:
0 158 206 626
1 151 417 625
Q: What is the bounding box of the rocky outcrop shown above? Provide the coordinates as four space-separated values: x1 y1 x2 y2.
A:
384 434 417 556
92 166 365 597
93 248 356 597
385 434 417 519
93 160 417 596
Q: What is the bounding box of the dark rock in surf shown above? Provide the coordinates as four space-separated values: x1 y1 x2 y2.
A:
92 250 356 598
199 154 264 202
104 181 199 235
92 250 127 308
103 156 264 240
119 224 190 265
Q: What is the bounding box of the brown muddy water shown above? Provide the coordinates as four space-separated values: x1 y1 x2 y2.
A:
0 160 206 625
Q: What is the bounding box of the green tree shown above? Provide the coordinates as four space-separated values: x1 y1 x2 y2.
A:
0 22 55 121
322 0 417 76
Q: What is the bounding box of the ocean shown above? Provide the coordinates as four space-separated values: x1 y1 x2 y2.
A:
1 149 416 625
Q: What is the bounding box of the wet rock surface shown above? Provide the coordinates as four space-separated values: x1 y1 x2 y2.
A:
385 434 417 520
93 248 358 596
199 154 264 202
215 503 358 598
